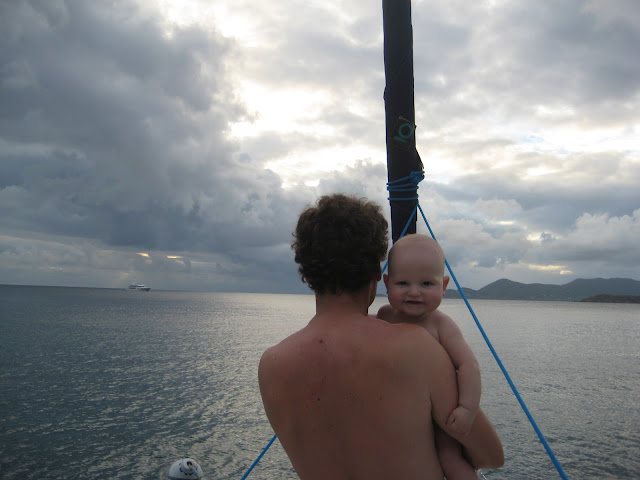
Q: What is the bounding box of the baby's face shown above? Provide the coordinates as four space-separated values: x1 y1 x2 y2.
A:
385 243 446 317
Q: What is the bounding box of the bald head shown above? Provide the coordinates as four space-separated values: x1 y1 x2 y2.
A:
387 234 446 277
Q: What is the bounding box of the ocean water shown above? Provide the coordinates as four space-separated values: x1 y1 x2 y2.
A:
0 285 638 479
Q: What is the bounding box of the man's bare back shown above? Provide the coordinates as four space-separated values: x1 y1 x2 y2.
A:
260 303 450 479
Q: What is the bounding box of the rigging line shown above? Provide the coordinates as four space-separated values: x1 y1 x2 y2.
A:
240 433 277 480
416 203 569 480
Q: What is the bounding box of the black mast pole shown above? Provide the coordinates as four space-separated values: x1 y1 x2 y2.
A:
382 0 421 244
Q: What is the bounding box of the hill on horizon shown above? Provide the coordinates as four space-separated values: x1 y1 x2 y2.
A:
445 277 640 302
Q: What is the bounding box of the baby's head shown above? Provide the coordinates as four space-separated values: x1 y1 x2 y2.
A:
387 234 446 278
384 234 449 317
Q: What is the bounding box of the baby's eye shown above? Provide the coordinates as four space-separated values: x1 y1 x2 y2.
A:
396 281 408 286
422 281 433 286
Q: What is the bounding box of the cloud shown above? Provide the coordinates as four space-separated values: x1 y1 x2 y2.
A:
0 0 638 291
538 209 640 264
0 1 305 252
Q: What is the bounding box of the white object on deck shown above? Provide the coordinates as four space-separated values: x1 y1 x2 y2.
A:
168 458 203 479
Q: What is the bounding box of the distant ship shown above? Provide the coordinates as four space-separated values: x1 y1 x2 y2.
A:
128 282 151 291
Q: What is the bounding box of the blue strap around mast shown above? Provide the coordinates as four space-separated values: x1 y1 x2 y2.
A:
387 171 569 480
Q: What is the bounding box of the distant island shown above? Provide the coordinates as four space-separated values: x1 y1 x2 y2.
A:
581 294 640 304
445 278 640 302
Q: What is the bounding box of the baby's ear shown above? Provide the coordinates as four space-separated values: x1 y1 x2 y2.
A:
442 275 450 293
383 273 390 289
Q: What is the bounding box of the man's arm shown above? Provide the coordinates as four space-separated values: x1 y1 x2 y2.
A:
427 337 504 469
454 410 504 469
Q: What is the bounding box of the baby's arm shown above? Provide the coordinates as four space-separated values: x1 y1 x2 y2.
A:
438 316 481 435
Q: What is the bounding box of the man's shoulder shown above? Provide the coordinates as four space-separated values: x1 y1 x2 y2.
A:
258 343 279 380
261 326 306 359
375 321 448 361
259 330 309 394
259 326 305 372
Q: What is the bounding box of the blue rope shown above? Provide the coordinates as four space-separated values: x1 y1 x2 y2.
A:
240 433 277 479
386 170 424 195
414 204 569 479
382 170 424 272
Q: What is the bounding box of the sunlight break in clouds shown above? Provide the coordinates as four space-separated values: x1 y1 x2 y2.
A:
527 264 573 275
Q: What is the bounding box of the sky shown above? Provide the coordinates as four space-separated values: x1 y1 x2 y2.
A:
1 0 639 294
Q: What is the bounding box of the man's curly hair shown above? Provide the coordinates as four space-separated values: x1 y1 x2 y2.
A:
292 194 389 294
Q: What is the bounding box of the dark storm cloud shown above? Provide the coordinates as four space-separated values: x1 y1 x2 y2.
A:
497 1 640 106
0 0 307 257
412 0 640 130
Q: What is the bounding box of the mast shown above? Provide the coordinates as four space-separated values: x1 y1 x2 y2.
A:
382 0 422 244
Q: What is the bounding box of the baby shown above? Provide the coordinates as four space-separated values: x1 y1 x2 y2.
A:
377 234 481 479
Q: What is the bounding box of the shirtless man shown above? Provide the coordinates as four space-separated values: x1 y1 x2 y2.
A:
259 194 503 479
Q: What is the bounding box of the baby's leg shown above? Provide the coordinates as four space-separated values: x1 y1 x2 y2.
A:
435 426 478 480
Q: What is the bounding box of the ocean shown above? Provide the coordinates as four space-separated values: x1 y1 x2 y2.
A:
0 285 638 479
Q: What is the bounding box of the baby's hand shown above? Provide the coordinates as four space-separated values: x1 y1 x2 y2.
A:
446 405 477 435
